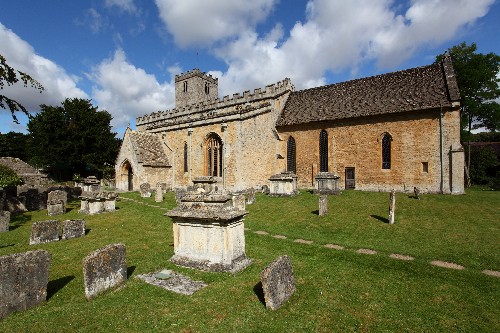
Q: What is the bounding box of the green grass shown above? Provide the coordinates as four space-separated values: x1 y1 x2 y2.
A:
0 189 499 332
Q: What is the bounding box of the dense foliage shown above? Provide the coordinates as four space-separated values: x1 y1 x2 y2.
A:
436 42 500 133
27 98 121 180
0 164 22 187
0 131 29 161
0 54 44 123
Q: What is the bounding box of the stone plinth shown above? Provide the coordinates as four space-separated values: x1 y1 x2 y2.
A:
165 191 251 273
0 250 51 318
268 172 298 196
314 172 341 195
82 176 101 192
79 191 117 215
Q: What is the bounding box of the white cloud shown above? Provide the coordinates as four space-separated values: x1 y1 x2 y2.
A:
89 49 175 129
212 0 495 93
0 23 88 114
105 0 139 14
155 0 278 47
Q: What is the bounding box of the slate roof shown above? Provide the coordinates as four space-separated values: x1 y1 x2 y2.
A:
129 130 170 167
276 56 460 127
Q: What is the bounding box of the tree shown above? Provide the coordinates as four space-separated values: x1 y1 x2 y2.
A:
0 54 44 123
436 42 500 133
27 98 121 180
0 131 29 161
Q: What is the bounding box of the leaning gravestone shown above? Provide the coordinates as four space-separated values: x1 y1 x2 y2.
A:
140 183 151 198
29 220 60 245
62 219 86 240
0 250 51 319
83 243 127 300
0 210 10 232
261 255 296 310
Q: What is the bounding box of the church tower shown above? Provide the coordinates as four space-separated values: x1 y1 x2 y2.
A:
174 69 218 108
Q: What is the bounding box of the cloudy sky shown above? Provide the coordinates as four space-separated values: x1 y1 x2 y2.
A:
1 0 499 137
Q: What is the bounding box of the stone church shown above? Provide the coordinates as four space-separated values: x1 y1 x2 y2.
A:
115 55 464 194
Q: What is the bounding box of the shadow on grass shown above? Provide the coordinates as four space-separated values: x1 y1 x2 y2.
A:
9 213 32 230
253 281 266 307
370 214 389 224
85 228 91 235
47 275 75 300
311 210 319 215
127 266 136 278
0 243 15 249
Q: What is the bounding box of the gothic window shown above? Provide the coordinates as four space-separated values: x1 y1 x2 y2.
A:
382 133 392 169
183 142 188 173
183 81 188 92
287 136 296 173
205 134 223 177
319 130 328 172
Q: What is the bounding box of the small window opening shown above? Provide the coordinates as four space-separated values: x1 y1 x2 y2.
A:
422 162 428 173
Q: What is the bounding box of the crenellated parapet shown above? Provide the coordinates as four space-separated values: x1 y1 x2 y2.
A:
136 78 294 131
175 68 218 85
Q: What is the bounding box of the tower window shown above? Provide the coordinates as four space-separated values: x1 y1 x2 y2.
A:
205 82 210 94
183 81 188 92
183 142 188 173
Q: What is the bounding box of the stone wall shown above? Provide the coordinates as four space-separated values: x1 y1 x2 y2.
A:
276 108 464 194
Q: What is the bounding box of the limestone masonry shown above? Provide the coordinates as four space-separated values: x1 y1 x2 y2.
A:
116 56 463 194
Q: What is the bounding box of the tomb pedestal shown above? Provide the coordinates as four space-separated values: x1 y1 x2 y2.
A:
165 192 251 273
268 172 298 196
314 172 341 195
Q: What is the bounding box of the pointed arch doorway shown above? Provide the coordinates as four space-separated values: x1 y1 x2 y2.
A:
121 160 134 191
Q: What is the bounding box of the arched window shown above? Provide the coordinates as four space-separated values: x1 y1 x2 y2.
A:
287 136 296 173
205 133 223 177
382 133 392 169
319 130 328 172
183 142 188 173
205 82 210 94
183 81 188 92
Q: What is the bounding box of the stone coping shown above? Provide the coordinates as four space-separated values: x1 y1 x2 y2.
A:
165 208 247 221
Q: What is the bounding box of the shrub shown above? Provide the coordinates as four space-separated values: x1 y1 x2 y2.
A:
0 164 22 187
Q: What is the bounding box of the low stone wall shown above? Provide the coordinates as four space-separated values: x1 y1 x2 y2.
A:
0 250 51 318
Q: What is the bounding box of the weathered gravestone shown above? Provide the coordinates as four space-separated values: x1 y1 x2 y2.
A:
82 243 127 300
246 188 256 204
0 210 10 232
232 194 246 211
155 183 164 202
319 195 328 216
261 255 296 310
29 220 60 245
140 183 151 198
0 250 51 319
47 200 65 216
48 190 68 207
62 219 86 240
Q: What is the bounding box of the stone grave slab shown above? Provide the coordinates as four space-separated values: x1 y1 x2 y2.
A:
136 269 207 296
48 190 68 207
261 255 296 310
47 200 65 216
29 220 60 245
82 243 127 300
62 219 86 240
0 250 51 319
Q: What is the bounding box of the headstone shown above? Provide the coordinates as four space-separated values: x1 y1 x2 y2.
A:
140 183 151 197
174 189 186 205
232 194 246 211
319 195 328 216
155 183 163 202
62 219 86 240
47 200 65 216
82 243 127 300
29 220 60 245
261 255 296 310
389 189 396 224
0 250 51 319
414 187 420 200
261 185 270 195
246 188 256 204
48 190 68 207
0 210 10 232
23 188 47 211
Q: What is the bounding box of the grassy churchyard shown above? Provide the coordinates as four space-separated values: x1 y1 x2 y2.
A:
0 188 499 332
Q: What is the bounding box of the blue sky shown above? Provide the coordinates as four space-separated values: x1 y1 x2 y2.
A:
1 0 499 137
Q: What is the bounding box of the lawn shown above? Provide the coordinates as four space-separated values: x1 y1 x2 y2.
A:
0 188 499 332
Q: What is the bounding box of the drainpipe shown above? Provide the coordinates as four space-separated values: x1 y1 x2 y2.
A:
439 106 444 194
